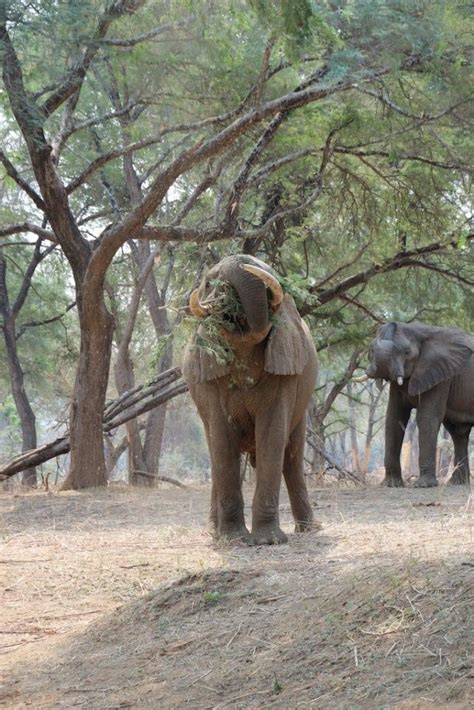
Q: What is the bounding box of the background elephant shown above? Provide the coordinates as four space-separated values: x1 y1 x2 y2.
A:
366 321 474 487
183 254 318 545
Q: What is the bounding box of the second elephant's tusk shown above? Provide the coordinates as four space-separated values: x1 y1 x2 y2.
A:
397 377 404 386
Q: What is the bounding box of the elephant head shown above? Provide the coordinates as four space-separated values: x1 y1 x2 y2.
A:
366 321 474 396
186 254 310 382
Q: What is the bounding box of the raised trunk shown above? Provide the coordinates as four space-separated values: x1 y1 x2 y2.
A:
62 290 114 490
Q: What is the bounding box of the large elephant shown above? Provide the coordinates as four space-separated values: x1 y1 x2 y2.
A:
183 254 318 545
366 322 474 487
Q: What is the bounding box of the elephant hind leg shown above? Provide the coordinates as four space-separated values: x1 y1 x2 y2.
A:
283 419 317 533
445 422 471 485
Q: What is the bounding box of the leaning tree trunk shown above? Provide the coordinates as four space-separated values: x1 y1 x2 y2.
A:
62 288 114 490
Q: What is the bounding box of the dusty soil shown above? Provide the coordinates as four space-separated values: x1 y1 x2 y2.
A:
0 481 472 709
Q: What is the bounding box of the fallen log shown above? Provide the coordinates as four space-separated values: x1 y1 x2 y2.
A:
0 371 189 481
306 430 364 484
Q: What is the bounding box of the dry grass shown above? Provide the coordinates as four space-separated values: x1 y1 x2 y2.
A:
0 482 472 708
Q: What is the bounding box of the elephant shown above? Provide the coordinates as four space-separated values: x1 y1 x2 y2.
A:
366 321 474 487
182 254 319 545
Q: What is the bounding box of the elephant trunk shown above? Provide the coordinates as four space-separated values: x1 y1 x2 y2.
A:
224 266 270 334
369 340 404 384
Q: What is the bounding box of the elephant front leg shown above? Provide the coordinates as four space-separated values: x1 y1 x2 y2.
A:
206 418 249 541
249 415 288 545
414 385 449 487
383 385 412 487
283 418 315 533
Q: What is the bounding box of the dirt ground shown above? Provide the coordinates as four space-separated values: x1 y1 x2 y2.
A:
0 480 472 709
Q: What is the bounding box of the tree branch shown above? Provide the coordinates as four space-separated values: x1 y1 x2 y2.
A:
40 0 146 118
0 223 56 242
16 301 76 339
304 232 474 313
12 240 56 319
0 151 46 211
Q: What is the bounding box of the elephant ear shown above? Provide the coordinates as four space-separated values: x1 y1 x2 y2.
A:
182 327 231 384
408 329 474 397
264 295 312 375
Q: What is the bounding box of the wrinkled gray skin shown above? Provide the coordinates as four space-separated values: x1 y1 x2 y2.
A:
367 322 474 487
183 255 318 545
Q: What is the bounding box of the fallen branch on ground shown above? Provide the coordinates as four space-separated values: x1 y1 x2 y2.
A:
306 431 364 484
0 369 189 481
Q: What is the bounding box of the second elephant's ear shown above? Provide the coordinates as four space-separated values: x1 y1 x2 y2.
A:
264 295 312 375
408 329 473 397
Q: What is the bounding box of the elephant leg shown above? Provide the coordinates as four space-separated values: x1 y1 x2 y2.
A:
283 418 314 533
249 413 288 546
414 385 449 488
383 385 412 487
445 422 471 485
206 417 249 540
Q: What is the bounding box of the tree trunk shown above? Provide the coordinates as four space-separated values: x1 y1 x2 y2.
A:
2 320 38 486
142 337 173 475
0 254 38 487
113 348 150 486
347 381 361 474
62 292 114 490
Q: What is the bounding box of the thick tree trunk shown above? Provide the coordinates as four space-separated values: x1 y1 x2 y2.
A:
62 292 114 490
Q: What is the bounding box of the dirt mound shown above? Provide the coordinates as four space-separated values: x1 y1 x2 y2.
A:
4 561 473 708
1 485 472 708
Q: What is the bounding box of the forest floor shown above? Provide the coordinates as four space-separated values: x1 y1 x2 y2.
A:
0 480 472 709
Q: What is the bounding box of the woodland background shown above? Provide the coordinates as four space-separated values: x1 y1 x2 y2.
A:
0 0 472 489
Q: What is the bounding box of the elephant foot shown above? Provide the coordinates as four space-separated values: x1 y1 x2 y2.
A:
294 518 321 533
382 476 404 488
414 475 438 488
449 471 470 486
217 524 250 542
248 525 288 546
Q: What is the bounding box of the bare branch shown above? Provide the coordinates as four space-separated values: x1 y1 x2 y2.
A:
356 86 474 123
99 20 189 47
12 240 56 319
0 223 56 242
16 301 76 339
304 232 474 313
334 146 471 172
0 151 46 211
40 0 146 118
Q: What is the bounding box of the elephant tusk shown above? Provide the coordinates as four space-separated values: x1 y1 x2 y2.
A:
189 289 208 318
397 376 404 386
240 263 284 309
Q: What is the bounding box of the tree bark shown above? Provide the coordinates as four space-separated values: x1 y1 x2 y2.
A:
0 257 38 486
62 288 114 490
2 320 37 486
